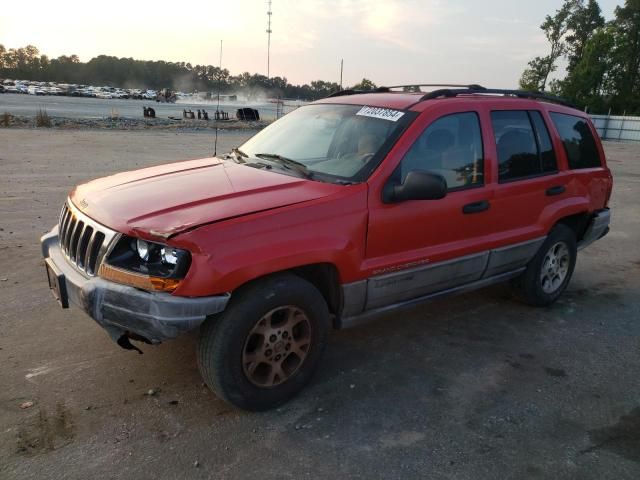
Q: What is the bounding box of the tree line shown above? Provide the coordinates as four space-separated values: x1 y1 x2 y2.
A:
0 44 380 101
520 0 640 114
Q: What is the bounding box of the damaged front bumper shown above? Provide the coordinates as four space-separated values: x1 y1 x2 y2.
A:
41 226 229 347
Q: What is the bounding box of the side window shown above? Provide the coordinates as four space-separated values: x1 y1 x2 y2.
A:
491 110 557 182
399 112 484 191
529 111 558 172
549 112 601 169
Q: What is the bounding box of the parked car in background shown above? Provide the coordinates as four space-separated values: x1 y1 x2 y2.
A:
95 90 113 99
27 85 47 95
0 78 195 100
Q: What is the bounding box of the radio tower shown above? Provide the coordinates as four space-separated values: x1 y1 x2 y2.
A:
266 0 272 79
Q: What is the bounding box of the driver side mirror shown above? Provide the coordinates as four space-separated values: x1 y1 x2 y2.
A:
382 170 447 204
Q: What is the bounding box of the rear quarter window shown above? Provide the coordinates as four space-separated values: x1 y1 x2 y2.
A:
549 112 601 169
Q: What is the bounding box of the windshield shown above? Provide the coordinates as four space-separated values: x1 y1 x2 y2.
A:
236 104 412 182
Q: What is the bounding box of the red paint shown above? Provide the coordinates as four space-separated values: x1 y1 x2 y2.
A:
70 94 612 298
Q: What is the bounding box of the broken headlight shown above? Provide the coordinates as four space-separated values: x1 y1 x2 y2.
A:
102 235 191 287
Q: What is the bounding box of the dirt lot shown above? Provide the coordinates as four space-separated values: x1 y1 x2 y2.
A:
0 129 639 479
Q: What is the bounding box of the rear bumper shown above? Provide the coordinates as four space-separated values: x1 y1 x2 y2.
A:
41 226 229 344
578 208 610 251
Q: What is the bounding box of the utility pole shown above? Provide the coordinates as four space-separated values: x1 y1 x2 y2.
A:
340 59 343 89
214 40 222 156
266 0 273 79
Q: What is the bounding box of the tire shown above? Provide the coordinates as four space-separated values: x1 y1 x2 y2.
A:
197 273 330 411
511 224 577 307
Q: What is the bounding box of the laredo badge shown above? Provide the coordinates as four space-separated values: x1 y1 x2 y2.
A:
356 106 405 122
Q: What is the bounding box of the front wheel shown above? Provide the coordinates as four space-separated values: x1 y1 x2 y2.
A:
197 274 330 411
511 224 577 307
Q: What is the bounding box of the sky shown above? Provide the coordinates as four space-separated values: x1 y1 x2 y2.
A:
0 0 624 88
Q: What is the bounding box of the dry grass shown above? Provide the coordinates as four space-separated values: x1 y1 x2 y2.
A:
36 108 51 127
1 112 11 127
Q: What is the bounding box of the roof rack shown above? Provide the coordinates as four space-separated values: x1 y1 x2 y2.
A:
381 83 485 92
420 88 576 108
327 84 485 98
325 84 575 108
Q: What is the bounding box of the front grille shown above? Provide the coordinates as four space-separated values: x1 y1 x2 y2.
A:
58 201 118 276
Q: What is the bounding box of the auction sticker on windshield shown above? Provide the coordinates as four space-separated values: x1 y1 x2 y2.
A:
356 106 405 122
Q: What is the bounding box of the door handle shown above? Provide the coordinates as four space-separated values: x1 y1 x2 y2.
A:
462 200 490 214
546 185 566 196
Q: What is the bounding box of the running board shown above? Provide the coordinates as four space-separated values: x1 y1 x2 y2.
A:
337 269 524 329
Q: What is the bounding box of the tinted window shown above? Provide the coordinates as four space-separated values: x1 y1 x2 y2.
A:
491 110 557 182
529 111 557 172
399 112 483 190
549 112 601 169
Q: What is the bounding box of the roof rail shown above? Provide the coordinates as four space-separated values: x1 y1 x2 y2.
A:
326 84 485 98
380 83 485 92
326 89 369 98
325 85 575 108
420 88 576 108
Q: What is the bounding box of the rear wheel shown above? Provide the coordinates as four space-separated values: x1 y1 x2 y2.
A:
511 224 577 306
197 274 329 411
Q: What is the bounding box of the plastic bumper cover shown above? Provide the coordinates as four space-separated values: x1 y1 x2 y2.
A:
578 208 610 251
41 226 229 344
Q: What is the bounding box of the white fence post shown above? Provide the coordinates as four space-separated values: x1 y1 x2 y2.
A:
618 111 626 141
603 108 612 140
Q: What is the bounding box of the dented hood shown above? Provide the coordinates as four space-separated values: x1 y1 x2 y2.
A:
71 157 342 239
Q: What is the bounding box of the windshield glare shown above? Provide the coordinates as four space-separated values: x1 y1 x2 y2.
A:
237 104 407 181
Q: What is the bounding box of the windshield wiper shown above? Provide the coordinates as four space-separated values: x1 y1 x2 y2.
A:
226 147 249 163
255 153 313 179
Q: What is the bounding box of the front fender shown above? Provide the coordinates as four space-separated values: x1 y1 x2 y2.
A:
170 186 369 297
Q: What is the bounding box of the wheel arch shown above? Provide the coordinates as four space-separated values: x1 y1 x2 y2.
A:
553 211 591 242
228 263 343 321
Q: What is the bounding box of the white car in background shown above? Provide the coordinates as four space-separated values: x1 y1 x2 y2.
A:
142 90 157 100
95 90 114 99
27 86 47 95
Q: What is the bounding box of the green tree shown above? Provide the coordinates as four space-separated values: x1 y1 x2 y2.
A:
519 2 573 91
351 78 377 91
609 0 640 112
519 56 553 91
561 25 615 111
0 43 367 101
565 0 605 71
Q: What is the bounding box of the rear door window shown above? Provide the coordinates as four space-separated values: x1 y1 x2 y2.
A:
549 112 601 169
491 110 557 182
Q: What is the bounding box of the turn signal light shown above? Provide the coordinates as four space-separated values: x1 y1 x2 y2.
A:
98 264 181 292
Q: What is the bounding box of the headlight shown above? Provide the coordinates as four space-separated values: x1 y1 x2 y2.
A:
99 235 191 292
136 239 151 261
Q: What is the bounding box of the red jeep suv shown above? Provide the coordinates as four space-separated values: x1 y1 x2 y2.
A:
41 85 612 410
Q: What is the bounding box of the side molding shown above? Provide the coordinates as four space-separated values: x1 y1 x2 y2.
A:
339 236 546 326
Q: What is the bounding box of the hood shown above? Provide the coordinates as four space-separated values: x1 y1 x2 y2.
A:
71 157 342 239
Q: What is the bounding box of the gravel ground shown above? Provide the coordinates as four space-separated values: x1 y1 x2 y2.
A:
0 129 639 479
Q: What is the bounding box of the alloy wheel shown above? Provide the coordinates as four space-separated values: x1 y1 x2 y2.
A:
540 241 570 294
242 306 312 387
